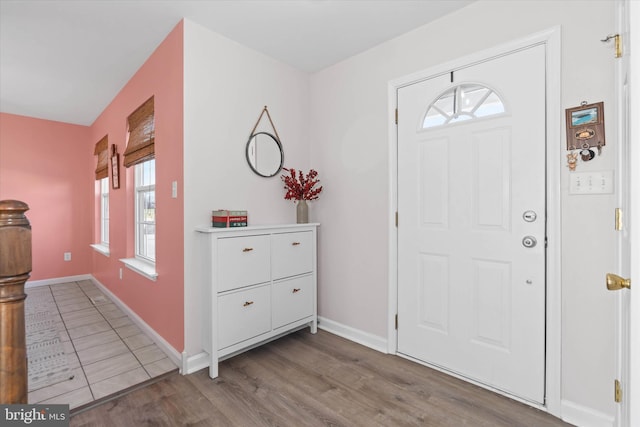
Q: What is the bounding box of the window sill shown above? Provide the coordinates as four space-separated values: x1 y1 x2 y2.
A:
120 258 158 282
90 244 110 257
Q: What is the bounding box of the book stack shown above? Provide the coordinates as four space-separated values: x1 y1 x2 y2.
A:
212 210 248 228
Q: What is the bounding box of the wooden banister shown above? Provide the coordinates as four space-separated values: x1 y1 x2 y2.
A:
0 200 31 404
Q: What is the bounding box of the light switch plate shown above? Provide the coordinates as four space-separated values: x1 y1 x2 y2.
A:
171 181 178 198
569 170 614 195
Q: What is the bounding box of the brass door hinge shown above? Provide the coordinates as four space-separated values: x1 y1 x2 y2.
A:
615 379 622 403
601 34 622 58
395 211 398 227
395 108 398 125
615 208 623 231
395 314 398 329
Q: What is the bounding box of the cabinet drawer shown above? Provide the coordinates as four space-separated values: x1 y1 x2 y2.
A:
272 231 313 280
218 285 271 349
217 235 270 292
272 275 313 329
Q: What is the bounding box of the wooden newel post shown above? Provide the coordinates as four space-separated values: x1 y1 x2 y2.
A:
0 200 32 404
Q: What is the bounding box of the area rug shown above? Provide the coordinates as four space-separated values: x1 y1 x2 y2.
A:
25 289 74 391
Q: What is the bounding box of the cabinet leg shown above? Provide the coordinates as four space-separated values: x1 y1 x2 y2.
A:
209 361 219 379
310 319 318 334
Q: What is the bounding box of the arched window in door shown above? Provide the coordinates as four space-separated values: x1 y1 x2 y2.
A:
422 83 506 129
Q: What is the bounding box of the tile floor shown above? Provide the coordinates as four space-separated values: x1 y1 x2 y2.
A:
25 280 178 409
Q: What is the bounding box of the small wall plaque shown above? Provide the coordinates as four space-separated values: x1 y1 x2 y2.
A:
111 144 120 189
565 101 605 152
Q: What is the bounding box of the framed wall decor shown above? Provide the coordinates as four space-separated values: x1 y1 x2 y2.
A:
111 144 120 189
565 101 605 151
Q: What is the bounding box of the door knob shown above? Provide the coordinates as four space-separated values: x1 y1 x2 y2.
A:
522 236 537 248
606 273 631 291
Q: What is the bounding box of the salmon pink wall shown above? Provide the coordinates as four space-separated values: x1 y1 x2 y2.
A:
0 113 92 280
90 21 184 352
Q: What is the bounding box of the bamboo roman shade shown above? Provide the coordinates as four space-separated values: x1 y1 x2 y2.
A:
94 135 109 180
123 96 155 168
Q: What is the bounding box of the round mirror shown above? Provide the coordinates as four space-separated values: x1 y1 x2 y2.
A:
246 132 284 177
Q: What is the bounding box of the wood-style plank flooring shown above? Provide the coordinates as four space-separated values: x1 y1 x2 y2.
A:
71 329 571 426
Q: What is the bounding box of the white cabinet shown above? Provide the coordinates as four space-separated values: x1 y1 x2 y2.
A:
271 231 313 279
217 284 271 349
272 275 313 330
196 224 319 379
217 234 270 292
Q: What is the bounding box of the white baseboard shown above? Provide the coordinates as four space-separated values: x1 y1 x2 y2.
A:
89 276 182 371
561 400 614 427
26 274 92 288
318 316 388 353
181 351 209 375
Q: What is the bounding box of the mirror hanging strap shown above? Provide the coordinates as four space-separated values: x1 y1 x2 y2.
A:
250 106 281 142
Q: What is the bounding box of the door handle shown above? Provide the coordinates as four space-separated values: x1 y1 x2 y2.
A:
522 236 537 248
606 273 631 291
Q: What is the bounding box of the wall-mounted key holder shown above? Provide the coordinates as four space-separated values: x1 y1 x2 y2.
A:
565 101 605 157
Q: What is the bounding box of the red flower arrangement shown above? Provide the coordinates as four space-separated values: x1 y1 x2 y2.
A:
281 168 323 201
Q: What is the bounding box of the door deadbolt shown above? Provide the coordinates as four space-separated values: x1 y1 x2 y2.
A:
522 236 537 248
523 210 537 222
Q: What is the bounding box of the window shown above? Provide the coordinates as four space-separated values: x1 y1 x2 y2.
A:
121 96 156 280
423 83 506 129
100 177 109 246
91 135 110 256
135 159 155 262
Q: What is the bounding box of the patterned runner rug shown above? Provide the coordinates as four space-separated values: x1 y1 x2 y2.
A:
25 288 74 391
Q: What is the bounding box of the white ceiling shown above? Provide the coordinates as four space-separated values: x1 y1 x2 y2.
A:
0 0 473 126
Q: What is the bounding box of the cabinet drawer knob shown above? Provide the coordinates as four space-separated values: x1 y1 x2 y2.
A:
292 288 301 293
242 247 254 252
243 301 254 307
291 242 301 246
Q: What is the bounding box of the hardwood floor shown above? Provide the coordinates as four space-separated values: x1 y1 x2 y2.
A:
71 329 570 426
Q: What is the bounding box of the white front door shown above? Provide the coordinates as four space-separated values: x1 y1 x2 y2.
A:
397 45 546 403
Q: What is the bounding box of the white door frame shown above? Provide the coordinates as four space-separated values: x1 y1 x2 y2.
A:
614 1 632 425
387 27 562 417
628 2 639 425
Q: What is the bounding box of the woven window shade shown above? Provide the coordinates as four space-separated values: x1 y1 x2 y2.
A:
94 135 109 180
123 96 155 168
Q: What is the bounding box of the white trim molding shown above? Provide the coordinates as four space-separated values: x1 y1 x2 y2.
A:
90 243 110 257
181 351 209 375
629 2 640 426
25 274 92 289
90 275 181 370
120 257 158 281
561 400 615 427
318 316 387 354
